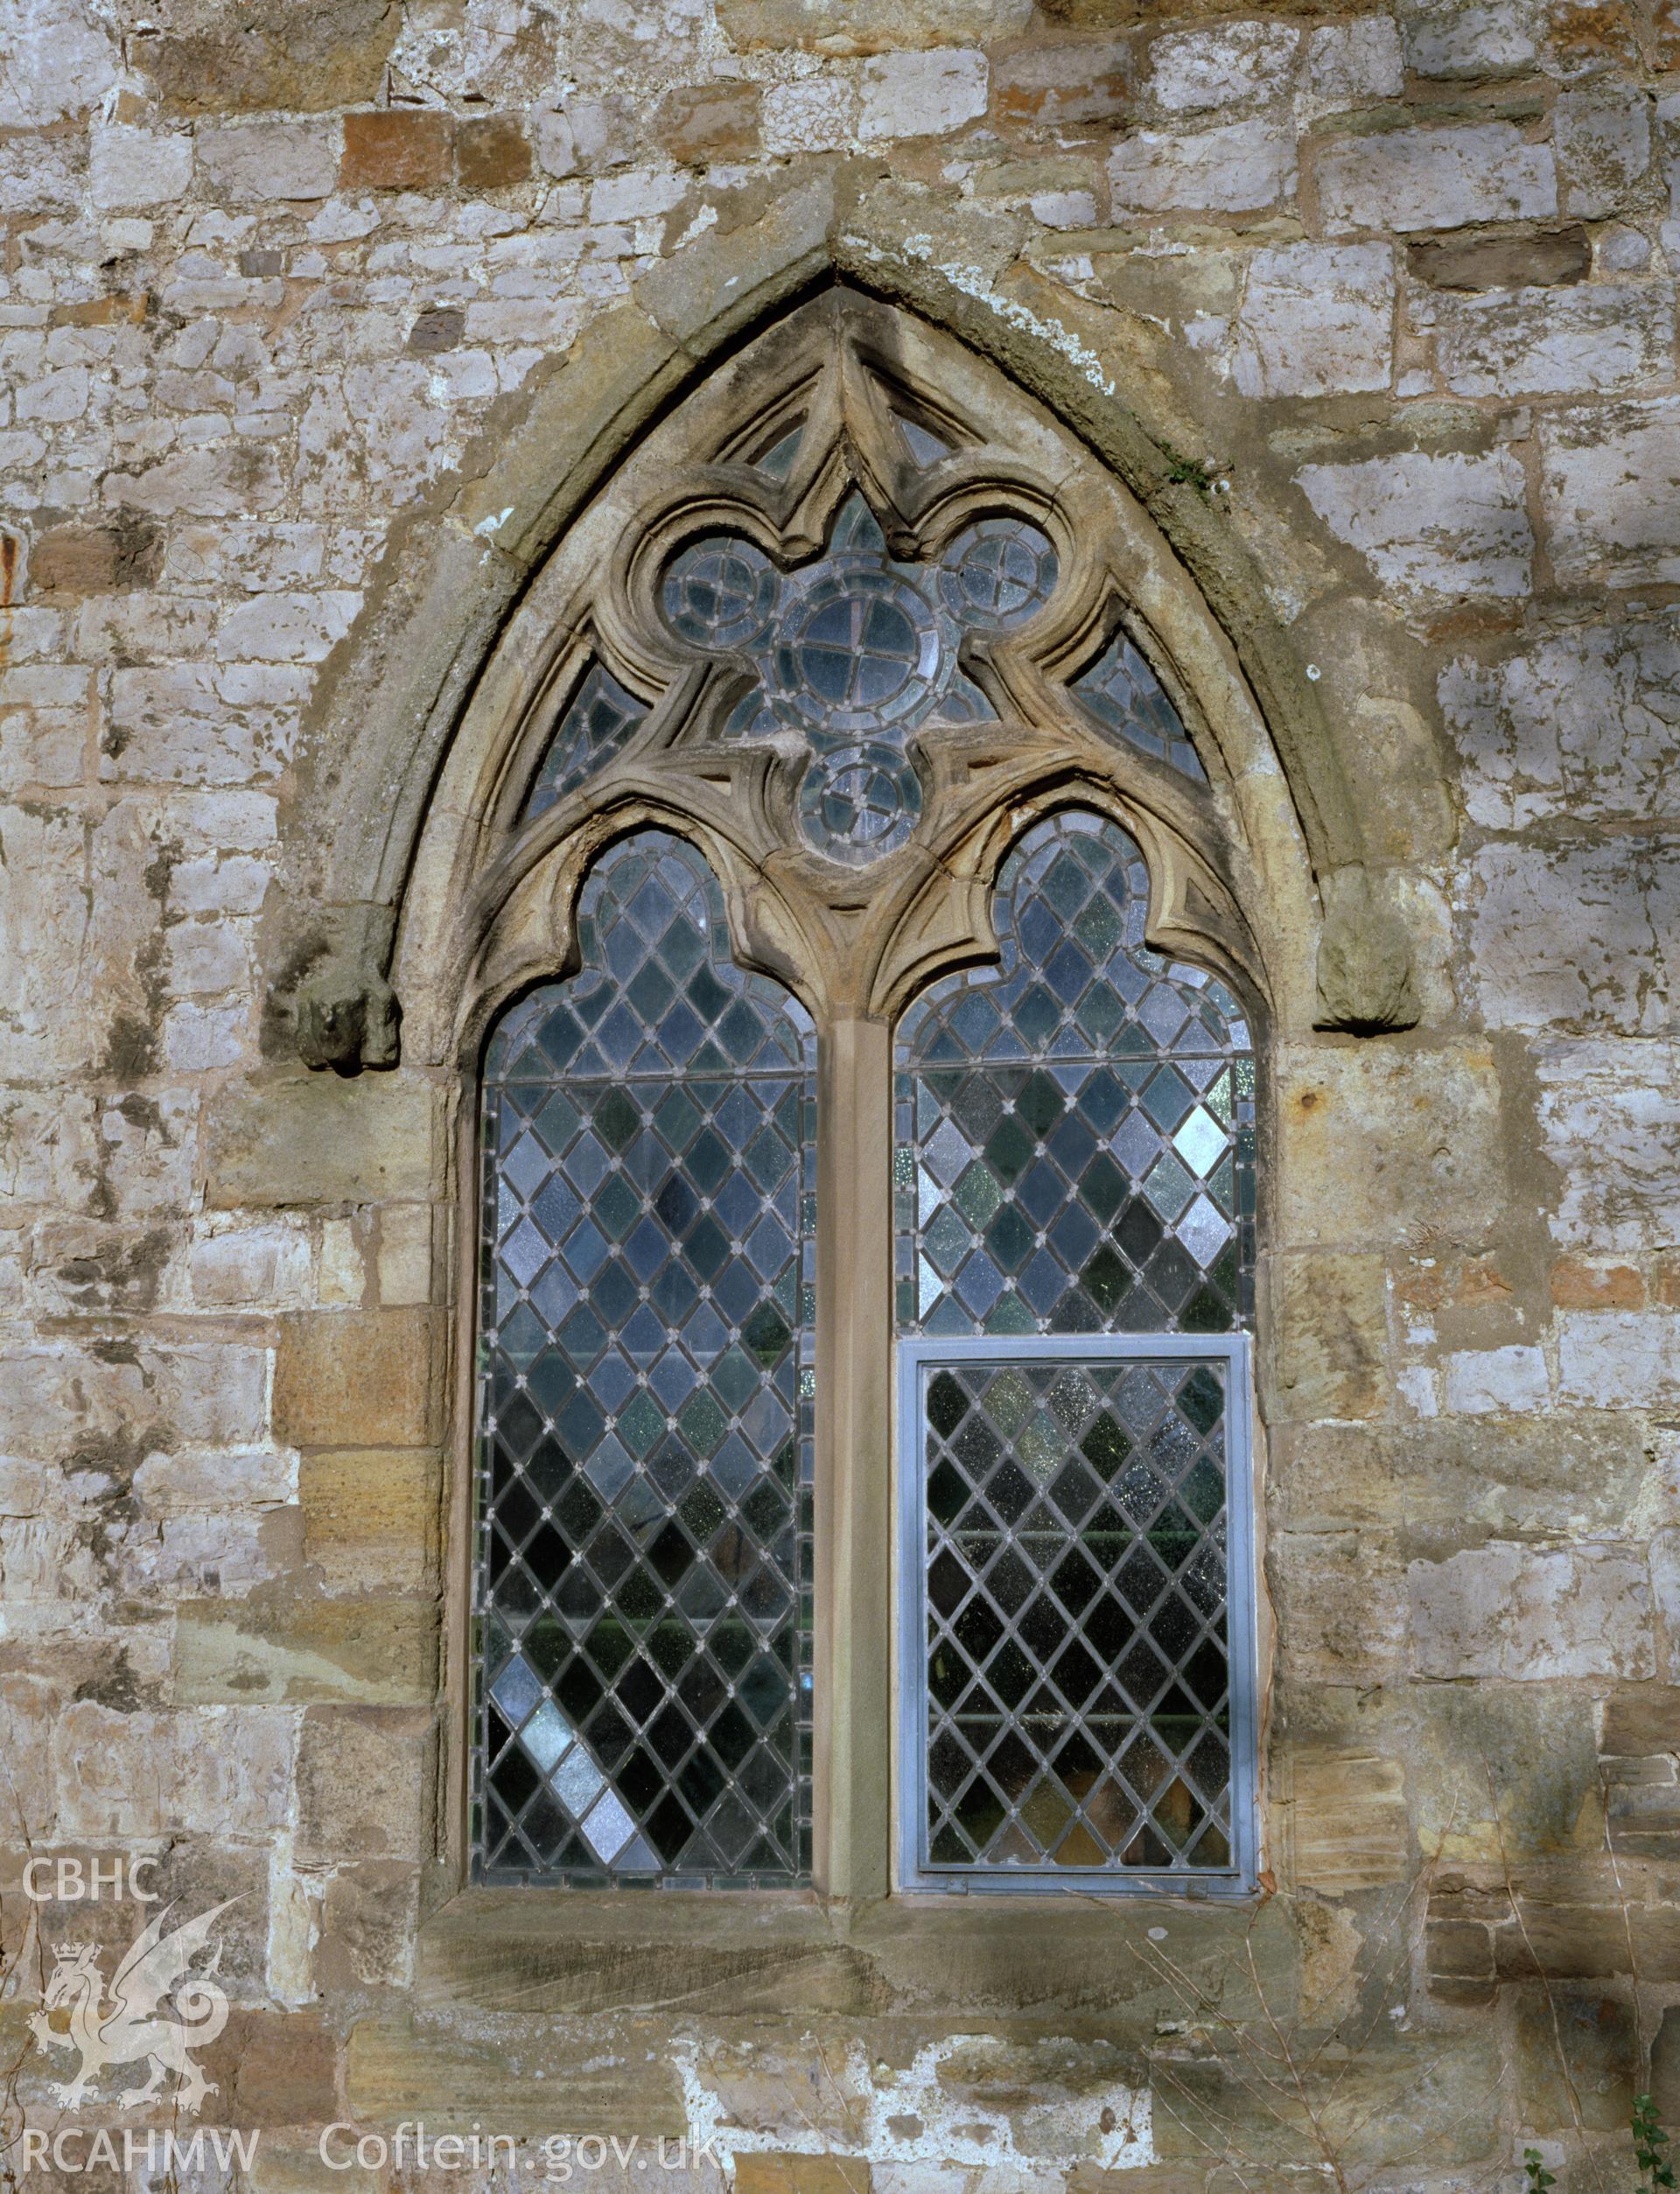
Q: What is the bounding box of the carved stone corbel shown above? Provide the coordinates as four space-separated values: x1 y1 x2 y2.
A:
1314 865 1418 1034
293 902 402 1073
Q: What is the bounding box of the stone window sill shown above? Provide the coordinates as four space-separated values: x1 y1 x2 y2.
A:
416 1886 1271 2016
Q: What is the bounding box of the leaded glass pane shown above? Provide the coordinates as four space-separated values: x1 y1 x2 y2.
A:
661 495 1059 867
474 830 816 1886
913 1350 1240 1878
895 810 1254 1339
1072 630 1206 783
524 662 648 819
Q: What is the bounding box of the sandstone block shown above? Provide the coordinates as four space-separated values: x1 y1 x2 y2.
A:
717 0 1029 51
1273 1529 1407 1682
458 112 532 189
205 1071 440 1208
53 1702 292 1837
1514 1985 1636 2131
1655 2005 1680 2122
340 109 452 193
346 2012 687 2133
1233 242 1393 398
737 2164 871 2194
1440 620 1680 829
1108 118 1294 213
1275 1043 1503 1249
318 1858 422 1988
1290 1749 1410 1894
1600 1688 1680 1756
1297 449 1532 604
1540 399 1680 588
990 38 1131 130
300 1447 440 1591
1408 1543 1655 1680
274 1307 443 1449
174 1595 439 1706
655 81 760 165
198 119 341 201
201 2010 339 2129
1274 1253 1388 1419
1407 226 1589 289
296 1705 435 1861
859 50 988 141
1550 1259 1642 1308
143 0 399 114
1436 282 1673 399
1318 121 1557 234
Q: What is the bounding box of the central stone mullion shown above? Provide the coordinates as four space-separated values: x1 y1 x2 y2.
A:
813 1013 894 1902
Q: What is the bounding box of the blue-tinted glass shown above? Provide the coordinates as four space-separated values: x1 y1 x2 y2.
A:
476 831 816 1887
524 663 648 819
895 811 1254 1338
659 495 1059 868
1072 631 1206 784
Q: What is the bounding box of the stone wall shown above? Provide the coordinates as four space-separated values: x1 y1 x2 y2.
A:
1 0 1678 2185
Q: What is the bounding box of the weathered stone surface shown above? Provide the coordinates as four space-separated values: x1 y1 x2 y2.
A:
1274 1254 1389 1419
341 109 452 193
273 1307 443 1448
858 50 989 140
1143 23 1298 113
990 37 1131 130
457 111 532 190
1441 1344 1550 1416
197 118 342 201
1409 1544 1655 1680
1540 399 1680 588
0 0 117 125
346 2013 688 2133
1298 449 1533 604
1555 84 1651 218
1233 242 1393 398
299 1446 440 1590
656 81 762 165
296 1705 434 1861
174 1595 439 1705
1533 1041 1680 1253
205 1072 439 1207
139 0 398 113
88 123 194 208
1435 282 1674 399
1557 1310 1680 1408
1317 121 1557 233
717 0 1029 52
1441 620 1680 827
1297 17 1404 123
1290 1749 1411 1893
1513 1984 1637 2130
1470 844 1677 1034
1108 118 1295 213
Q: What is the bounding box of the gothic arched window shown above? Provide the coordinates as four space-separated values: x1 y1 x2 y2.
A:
465 291 1264 1896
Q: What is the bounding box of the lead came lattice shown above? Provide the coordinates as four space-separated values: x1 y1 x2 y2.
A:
474 831 816 1885
918 1354 1235 1874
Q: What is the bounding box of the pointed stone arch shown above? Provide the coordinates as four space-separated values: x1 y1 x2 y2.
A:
275 175 1418 1070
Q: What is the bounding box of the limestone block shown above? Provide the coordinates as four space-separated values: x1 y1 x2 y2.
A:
215 588 360 663
273 1307 443 1449
1233 242 1393 398
1556 85 1651 218
859 50 988 141
1274 1042 1504 1250
1296 18 1404 124
88 125 194 210
0 0 118 126
1436 281 1673 399
53 1701 293 1837
762 77 857 157
1317 122 1557 234
1400 0 1542 78
1408 1543 1655 1680
197 120 342 202
717 0 1030 51
104 442 286 520
174 1595 439 1705
1297 449 1532 605
1442 1346 1550 1416
189 1225 312 1309
1557 1310 1680 1408
299 1447 440 1591
205 1072 440 1209
1440 620 1680 828
1108 118 1294 213
1540 399 1680 588
1470 845 1676 1034
1143 23 1298 114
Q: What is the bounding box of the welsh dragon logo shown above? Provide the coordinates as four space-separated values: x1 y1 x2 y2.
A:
28 1899 237 2113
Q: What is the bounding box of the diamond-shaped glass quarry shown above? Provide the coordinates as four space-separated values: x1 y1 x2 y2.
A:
475 830 816 1885
920 1356 1235 1874
896 810 1255 1340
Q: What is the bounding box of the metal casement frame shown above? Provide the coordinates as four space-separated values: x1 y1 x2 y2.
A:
894 1331 1259 1897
